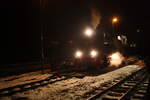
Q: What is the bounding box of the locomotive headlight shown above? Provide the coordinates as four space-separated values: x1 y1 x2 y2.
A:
75 50 83 58
90 50 98 58
84 28 94 37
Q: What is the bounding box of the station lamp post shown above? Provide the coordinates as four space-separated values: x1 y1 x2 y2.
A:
112 17 118 23
112 17 119 36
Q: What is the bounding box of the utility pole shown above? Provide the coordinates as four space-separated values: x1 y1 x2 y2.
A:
40 0 45 74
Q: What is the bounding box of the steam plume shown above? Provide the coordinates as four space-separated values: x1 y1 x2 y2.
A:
91 8 101 29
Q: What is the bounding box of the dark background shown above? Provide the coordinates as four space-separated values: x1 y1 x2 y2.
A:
1 0 150 64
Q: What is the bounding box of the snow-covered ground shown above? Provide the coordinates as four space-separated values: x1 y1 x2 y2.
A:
0 65 143 100
0 71 53 90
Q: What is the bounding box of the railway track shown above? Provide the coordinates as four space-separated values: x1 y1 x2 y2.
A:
0 67 148 100
0 74 67 97
88 67 149 100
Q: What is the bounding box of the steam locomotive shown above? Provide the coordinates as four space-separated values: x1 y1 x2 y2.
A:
48 27 127 71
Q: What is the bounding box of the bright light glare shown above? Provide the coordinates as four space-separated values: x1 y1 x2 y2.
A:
109 52 124 67
112 17 118 23
117 36 121 40
90 50 98 58
75 51 83 58
84 28 94 37
111 53 120 59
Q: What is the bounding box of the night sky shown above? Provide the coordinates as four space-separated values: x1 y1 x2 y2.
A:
1 0 150 64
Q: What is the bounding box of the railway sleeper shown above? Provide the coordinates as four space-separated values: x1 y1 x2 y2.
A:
101 94 119 100
131 93 145 99
0 90 9 95
136 90 147 94
125 81 137 83
120 85 132 89
139 86 147 90
123 82 137 86
107 91 123 97
11 87 21 92
142 83 149 87
111 88 129 93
